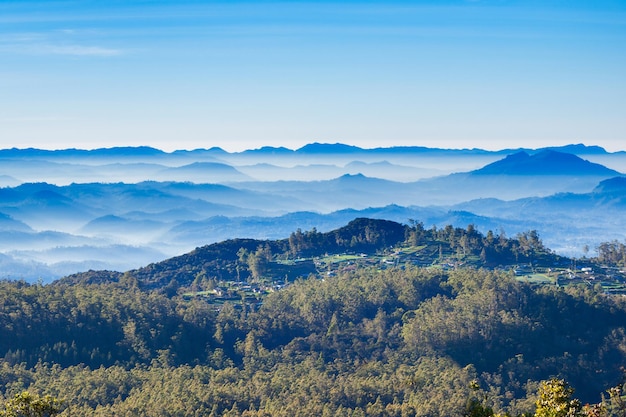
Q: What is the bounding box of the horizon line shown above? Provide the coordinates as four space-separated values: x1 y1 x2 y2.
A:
0 142 619 155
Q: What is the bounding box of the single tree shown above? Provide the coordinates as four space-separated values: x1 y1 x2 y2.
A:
0 392 62 417
534 378 582 417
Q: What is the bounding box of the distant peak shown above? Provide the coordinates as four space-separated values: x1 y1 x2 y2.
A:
81 146 165 156
539 144 608 155
172 147 227 155
242 146 295 155
473 150 620 176
296 142 363 154
593 176 626 193
338 173 367 179
504 150 531 160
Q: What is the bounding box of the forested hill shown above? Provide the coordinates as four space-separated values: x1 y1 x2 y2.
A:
4 218 626 415
58 217 560 291
2 250 626 415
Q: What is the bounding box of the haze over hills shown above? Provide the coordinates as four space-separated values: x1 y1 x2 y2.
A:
2 142 625 185
0 143 625 281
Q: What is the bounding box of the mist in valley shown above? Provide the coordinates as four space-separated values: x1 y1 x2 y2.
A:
0 144 625 282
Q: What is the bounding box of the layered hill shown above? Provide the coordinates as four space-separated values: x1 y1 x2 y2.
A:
473 150 620 176
58 217 565 293
0 145 625 281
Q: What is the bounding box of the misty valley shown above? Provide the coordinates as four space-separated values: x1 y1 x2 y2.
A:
0 143 625 281
3 143 626 416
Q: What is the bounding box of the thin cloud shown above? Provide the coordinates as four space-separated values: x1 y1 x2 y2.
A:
44 44 122 56
0 42 123 56
0 35 123 57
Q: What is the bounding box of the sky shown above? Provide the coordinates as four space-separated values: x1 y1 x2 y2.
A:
1 0 625 152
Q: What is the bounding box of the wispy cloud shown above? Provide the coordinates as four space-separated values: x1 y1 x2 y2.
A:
39 44 122 56
0 41 123 56
0 30 123 57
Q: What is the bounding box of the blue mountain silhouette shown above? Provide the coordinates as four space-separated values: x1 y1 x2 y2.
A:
471 150 621 176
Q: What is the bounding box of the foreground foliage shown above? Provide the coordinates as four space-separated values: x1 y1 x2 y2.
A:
2 264 626 415
0 391 61 417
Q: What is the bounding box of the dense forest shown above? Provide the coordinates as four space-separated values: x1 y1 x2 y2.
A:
2 219 626 415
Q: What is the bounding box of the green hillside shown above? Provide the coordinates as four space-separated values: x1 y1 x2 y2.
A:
2 218 626 416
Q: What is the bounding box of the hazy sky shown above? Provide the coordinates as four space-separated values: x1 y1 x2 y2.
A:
1 0 625 152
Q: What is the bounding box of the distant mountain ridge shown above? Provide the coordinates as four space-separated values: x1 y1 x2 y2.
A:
0 142 618 158
158 162 251 181
594 176 626 194
0 146 165 158
471 150 621 176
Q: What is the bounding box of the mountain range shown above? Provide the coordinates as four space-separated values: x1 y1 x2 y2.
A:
0 143 625 281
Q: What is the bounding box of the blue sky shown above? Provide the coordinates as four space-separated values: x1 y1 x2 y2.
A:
1 0 625 152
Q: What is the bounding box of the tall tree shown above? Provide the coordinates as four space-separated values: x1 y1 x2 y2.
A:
534 378 582 417
0 392 62 417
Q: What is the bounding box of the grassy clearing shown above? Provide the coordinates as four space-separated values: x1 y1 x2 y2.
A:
321 254 363 263
517 273 554 285
397 245 427 255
